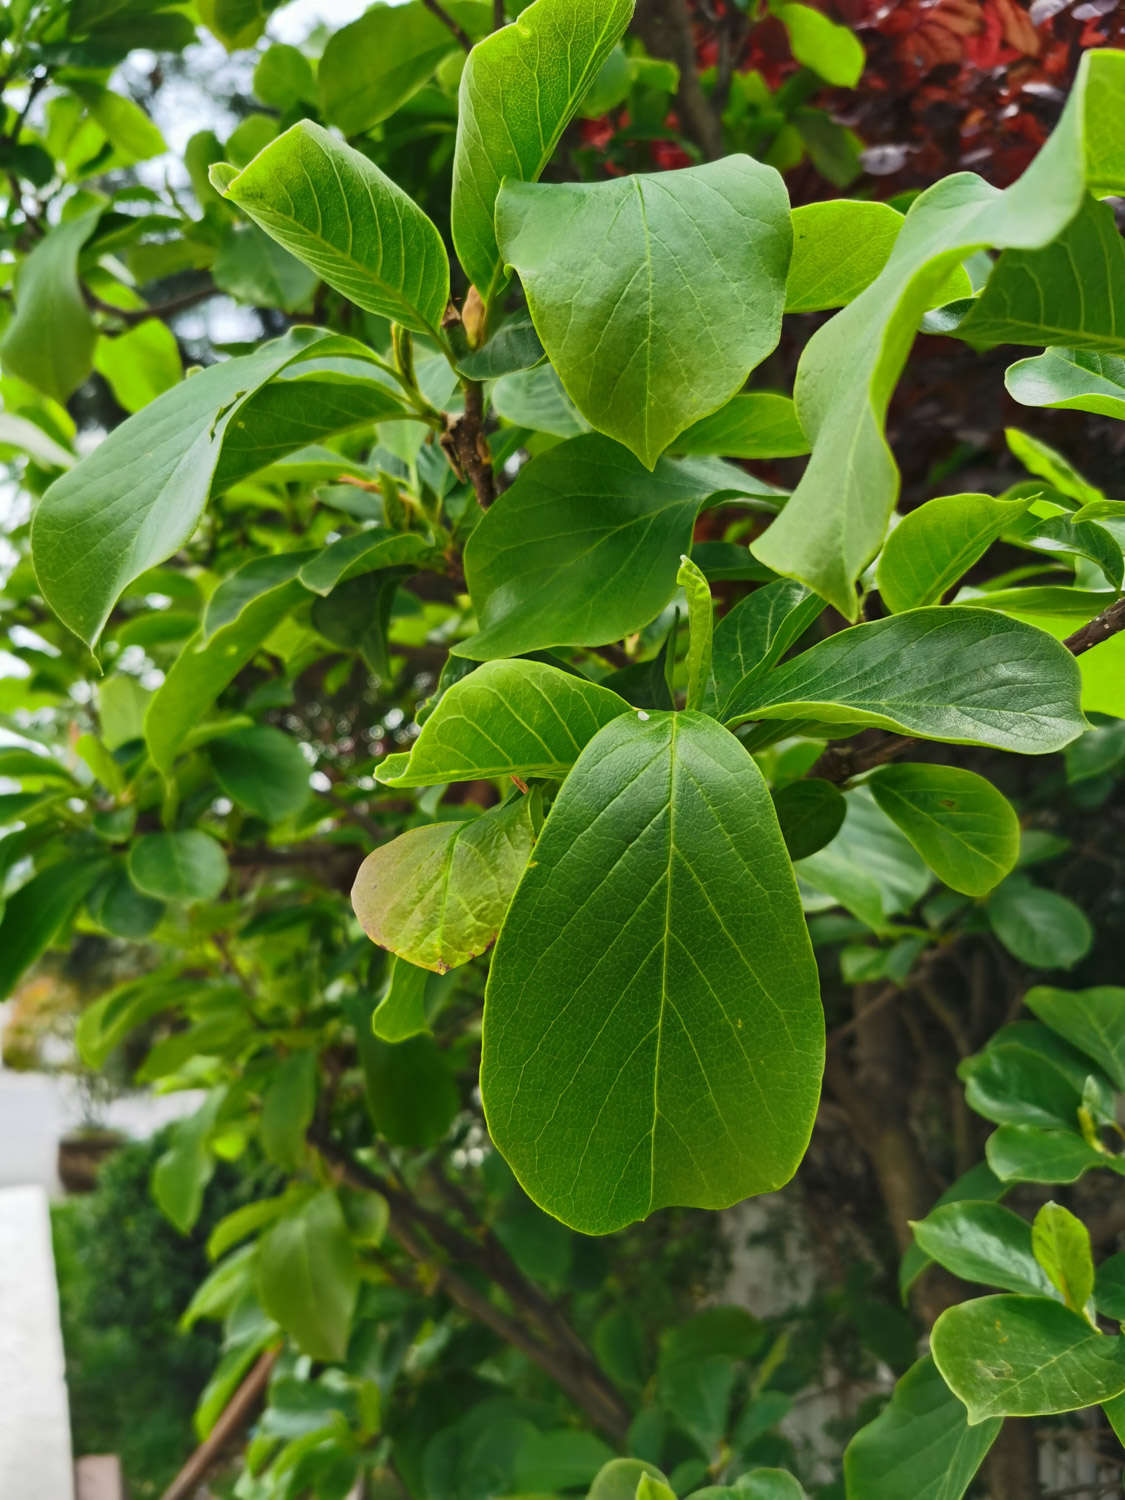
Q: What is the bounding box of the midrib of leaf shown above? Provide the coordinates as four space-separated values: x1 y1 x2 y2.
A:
650 714 677 1213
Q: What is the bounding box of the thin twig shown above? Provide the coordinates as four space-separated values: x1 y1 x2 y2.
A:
160 1345 281 1500
84 283 220 327
420 0 473 51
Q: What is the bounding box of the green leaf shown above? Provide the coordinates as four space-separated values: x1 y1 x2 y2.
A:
707 579 824 716
772 779 846 862
497 157 790 467
212 120 449 336
513 1430 616 1492
253 43 316 109
931 1295 1125 1423
876 493 1033 614
867 764 1020 897
1104 1391 1125 1444
152 1090 225 1235
796 787 930 928
128 831 229 904
1096 1253 1125 1322
94 318 182 413
213 223 319 314
371 956 431 1042
786 201 902 315
899 1163 1007 1299
843 1355 1001 1500
589 1458 669 1500
776 3 863 86
206 1194 291 1262
986 1124 1124 1185
481 711 823 1234
69 83 165 163
1032 1200 1095 1316
298 528 434 595
749 48 1125 615
376 659 628 786
949 196 1125 353
31 327 355 649
673 393 809 460
910 1201 1055 1298
1 208 101 402
986 877 1093 969
451 0 634 305
352 796 535 972
146 553 311 775
320 0 489 133
258 1191 358 1362
354 1020 460 1147
959 1026 1092 1132
0 858 108 1001
457 310 545 380
260 1051 318 1170
88 865 165 938
208 726 311 823
0 413 74 470
676 555 713 713
180 1243 259 1329
1006 346 1125 422
732 1473 806 1500
455 435 758 660
75 968 192 1068
1028 513 1124 592
1024 985 1125 1092
724 608 1085 754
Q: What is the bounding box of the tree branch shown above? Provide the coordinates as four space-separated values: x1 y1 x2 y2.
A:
1064 595 1125 656
420 0 473 51
445 380 497 509
160 1345 281 1500
84 283 220 328
632 0 724 160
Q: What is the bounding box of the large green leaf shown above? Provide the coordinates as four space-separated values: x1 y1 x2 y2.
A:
375 659 629 786
31 329 364 649
986 1123 1125 1185
947 196 1125 353
213 121 449 336
145 553 311 775
986 876 1093 969
497 157 791 466
931 1295 1125 1422
352 797 535 972
1024 985 1125 1092
899 1162 1007 1299
451 0 634 306
298 528 434 596
909 1201 1055 1298
795 786 930 929
868 764 1020 897
750 48 1125 615
876 493 1033 614
319 0 490 133
785 200 904 314
843 1355 1001 1500
481 711 823 1234
257 1191 358 1362
1006 346 1125 421
1031 1201 1095 1315
776 2 862 85
0 208 101 402
455 436 760 659
724 608 1085 754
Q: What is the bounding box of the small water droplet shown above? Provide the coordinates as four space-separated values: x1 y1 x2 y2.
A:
637 710 650 722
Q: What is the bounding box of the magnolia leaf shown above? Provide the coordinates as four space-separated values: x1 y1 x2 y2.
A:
707 579 824 715
843 1355 1001 1500
497 157 791 466
352 797 535 972
932 1295 1125 1422
371 957 431 1042
260 1051 317 1170
128 831 229 904
451 0 634 306
1 207 102 402
876 493 1033 614
481 711 823 1234
213 121 449 336
772 779 846 862
776 3 863 86
1023 985 1125 1092
899 1163 1007 1299
677 555 713 713
1031 1201 1096 1314
455 435 762 660
725 608 1085 754
319 0 490 134
910 1201 1055 1298
257 1191 358 1362
31 328 363 649
673 393 809 460
298 528 434 596
986 877 1093 969
208 726 311 823
1006 347 1125 421
868 764 1020 897
94 318 182 413
950 196 1125 353
0 859 109 1001
152 1090 224 1234
750 49 1125 615
986 1124 1125 1185
376 659 628 786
